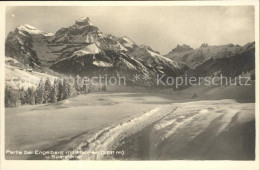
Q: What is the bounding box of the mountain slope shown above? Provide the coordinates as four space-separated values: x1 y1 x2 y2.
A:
165 43 250 69
189 43 255 78
166 42 255 79
6 17 185 86
5 24 58 67
48 17 186 84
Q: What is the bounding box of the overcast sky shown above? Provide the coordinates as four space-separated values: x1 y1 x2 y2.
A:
6 6 255 54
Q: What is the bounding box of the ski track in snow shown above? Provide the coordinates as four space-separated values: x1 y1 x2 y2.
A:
65 105 177 160
61 100 253 160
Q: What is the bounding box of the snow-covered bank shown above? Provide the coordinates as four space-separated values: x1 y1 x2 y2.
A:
65 104 178 160
5 92 255 160
115 100 255 160
5 92 173 160
5 65 57 90
41 99 254 160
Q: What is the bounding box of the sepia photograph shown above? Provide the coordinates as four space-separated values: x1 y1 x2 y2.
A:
0 1 259 170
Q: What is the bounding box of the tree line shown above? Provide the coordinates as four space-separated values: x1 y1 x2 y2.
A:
5 78 107 107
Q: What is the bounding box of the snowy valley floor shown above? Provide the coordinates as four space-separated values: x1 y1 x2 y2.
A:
5 92 255 160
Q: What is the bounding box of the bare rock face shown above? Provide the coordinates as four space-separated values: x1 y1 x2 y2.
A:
170 44 193 53
200 43 209 48
5 17 186 86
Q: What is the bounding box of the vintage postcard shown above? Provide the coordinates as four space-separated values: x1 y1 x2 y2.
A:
0 1 259 170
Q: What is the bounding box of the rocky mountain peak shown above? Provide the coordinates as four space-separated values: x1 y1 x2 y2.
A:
139 44 160 54
200 43 209 48
75 17 93 26
170 44 193 53
16 24 54 36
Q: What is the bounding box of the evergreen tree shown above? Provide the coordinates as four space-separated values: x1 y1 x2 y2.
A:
83 84 88 94
88 85 94 93
50 85 58 103
68 83 77 97
191 93 198 99
60 78 77 99
88 86 92 93
101 85 107 92
20 87 26 105
62 78 70 99
44 77 52 103
57 79 64 101
5 86 21 107
26 87 35 105
75 75 81 94
5 86 11 107
35 79 45 104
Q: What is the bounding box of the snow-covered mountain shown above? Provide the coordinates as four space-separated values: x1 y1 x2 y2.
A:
165 43 254 69
6 17 186 86
5 17 255 86
189 42 255 78
17 24 54 37
6 24 56 67
165 42 255 78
